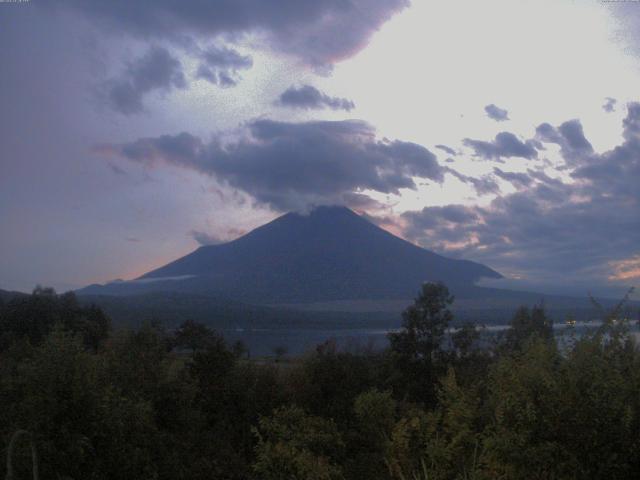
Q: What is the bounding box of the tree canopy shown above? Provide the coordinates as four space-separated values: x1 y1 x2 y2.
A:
0 286 638 479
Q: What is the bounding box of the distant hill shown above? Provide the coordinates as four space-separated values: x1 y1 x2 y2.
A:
0 289 28 302
79 206 502 303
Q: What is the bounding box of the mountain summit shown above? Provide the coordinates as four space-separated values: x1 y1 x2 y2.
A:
81 206 501 302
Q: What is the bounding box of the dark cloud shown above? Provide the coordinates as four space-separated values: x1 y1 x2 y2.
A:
557 121 594 156
526 169 564 187
95 119 445 211
403 205 480 232
463 132 538 160
468 175 501 196
196 45 253 87
104 46 186 115
341 192 388 211
492 167 532 188
571 104 640 192
603 97 617 113
101 132 203 165
107 162 126 175
403 104 640 285
446 168 500 196
484 103 509 121
51 0 408 68
435 144 457 156
278 85 355 111
103 44 252 115
536 119 593 165
622 102 640 141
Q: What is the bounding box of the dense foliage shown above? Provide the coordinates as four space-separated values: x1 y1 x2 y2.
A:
0 284 638 479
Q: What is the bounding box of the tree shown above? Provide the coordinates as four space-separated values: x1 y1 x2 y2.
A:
389 282 454 361
294 339 375 424
273 345 288 363
4 327 104 479
172 319 216 353
349 389 396 480
502 304 553 353
231 339 248 359
253 405 345 480
451 321 480 358
422 368 482 480
387 282 454 404
5 430 39 480
483 339 569 478
103 321 171 399
0 288 110 351
58 293 110 351
0 287 59 348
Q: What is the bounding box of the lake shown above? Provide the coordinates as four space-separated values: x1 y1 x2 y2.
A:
221 321 640 357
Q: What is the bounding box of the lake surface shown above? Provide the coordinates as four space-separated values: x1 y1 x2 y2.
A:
221 321 640 357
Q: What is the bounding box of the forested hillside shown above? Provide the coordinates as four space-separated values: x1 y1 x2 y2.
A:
0 285 639 479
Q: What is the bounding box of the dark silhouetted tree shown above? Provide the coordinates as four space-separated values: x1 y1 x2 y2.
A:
172 319 216 353
273 345 288 362
0 288 110 351
388 282 454 404
253 405 345 480
502 304 553 353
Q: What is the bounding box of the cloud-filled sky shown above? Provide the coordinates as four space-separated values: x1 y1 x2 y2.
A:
1 0 640 297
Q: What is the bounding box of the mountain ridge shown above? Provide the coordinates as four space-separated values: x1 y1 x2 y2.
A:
80 206 501 302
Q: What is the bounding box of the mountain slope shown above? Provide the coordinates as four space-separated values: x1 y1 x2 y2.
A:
80 206 501 303
0 289 28 302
